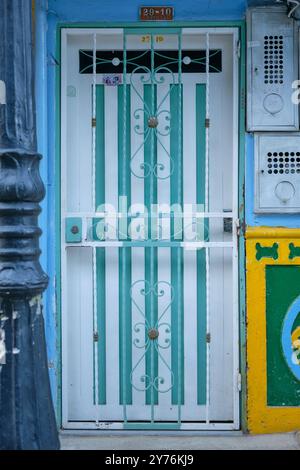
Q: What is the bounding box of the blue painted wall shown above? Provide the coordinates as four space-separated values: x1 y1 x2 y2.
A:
48 0 247 22
36 0 297 421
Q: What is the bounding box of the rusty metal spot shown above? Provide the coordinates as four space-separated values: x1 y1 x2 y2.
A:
148 328 159 340
148 116 159 128
71 225 79 234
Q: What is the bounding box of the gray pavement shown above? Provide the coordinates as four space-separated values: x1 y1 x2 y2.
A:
60 431 300 450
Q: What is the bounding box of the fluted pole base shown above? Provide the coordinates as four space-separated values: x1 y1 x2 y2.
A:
0 297 60 450
0 151 60 449
0 0 60 449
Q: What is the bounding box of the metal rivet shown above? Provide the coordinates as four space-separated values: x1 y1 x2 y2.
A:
148 328 159 340
148 116 158 128
112 57 120 66
183 56 192 65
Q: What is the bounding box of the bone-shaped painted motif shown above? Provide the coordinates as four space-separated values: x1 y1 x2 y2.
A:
289 243 300 260
255 242 279 261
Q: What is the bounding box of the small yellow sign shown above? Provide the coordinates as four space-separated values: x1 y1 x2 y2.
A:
141 35 165 43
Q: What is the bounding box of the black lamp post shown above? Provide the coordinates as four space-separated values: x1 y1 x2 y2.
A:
0 0 60 450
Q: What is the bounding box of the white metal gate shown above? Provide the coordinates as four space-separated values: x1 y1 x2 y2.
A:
61 27 240 430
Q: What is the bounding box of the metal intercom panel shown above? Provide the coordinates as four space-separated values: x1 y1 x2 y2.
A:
255 133 300 213
247 6 299 131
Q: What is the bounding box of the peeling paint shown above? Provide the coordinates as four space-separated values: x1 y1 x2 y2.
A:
36 299 42 316
0 328 6 365
12 310 19 320
0 80 6 104
29 294 42 307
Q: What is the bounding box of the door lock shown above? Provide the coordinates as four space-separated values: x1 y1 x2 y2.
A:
71 225 79 234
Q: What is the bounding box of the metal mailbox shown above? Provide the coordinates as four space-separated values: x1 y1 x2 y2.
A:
247 6 299 131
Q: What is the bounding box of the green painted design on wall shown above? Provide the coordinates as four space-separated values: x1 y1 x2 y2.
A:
289 243 300 260
256 243 278 261
292 315 300 333
266 265 300 406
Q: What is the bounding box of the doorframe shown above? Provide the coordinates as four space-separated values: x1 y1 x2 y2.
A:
55 21 246 431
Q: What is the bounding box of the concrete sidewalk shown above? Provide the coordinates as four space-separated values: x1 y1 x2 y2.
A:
60 431 300 450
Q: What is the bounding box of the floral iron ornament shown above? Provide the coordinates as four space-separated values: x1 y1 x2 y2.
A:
129 64 174 180
130 280 174 393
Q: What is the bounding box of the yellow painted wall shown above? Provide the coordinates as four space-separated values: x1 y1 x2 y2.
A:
246 227 300 434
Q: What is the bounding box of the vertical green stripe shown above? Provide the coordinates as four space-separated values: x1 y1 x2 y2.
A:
170 84 184 406
118 85 132 405
96 249 106 404
144 84 158 407
196 84 207 405
95 85 106 405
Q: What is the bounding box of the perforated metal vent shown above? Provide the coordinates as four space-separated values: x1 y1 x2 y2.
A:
255 134 300 213
265 151 300 175
263 35 284 85
247 6 299 131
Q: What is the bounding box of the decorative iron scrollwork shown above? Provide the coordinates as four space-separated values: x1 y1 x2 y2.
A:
130 280 174 393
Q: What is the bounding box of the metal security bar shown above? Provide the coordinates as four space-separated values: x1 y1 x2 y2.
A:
205 31 211 425
92 32 100 427
61 27 240 431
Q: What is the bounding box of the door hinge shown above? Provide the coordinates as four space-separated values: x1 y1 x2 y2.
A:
236 39 241 59
237 372 242 392
235 218 241 237
92 117 96 127
93 331 99 342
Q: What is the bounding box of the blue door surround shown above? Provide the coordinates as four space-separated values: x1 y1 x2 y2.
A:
34 0 296 425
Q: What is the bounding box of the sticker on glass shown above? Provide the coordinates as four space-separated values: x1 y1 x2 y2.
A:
103 74 122 86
